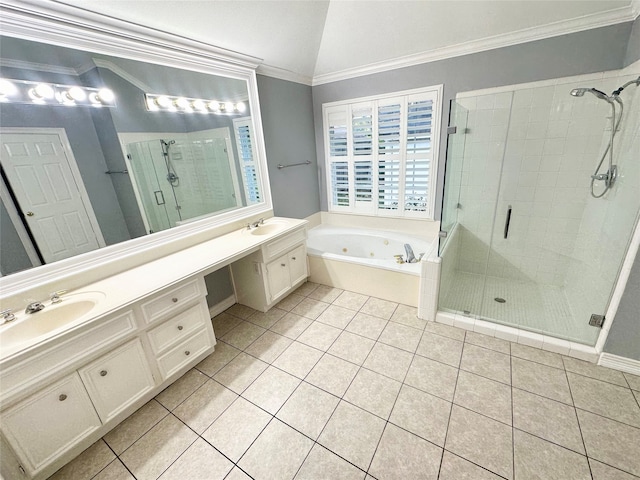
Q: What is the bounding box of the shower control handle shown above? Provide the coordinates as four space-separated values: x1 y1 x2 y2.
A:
504 205 513 239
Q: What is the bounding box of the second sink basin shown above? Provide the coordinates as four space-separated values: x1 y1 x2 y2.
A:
0 291 105 351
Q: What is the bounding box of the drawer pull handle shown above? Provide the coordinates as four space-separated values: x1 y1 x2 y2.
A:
59 394 67 401
292 257 296 260
100 370 108 377
185 350 191 356
177 325 184 331
281 263 286 267
172 297 178 303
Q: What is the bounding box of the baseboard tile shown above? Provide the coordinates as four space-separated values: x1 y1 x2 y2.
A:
208 295 236 318
599 353 640 376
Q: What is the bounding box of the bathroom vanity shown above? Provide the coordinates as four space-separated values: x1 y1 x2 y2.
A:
0 218 308 479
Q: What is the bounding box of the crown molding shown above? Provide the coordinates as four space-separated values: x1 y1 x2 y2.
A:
312 4 637 86
90 58 153 92
0 58 78 76
256 63 313 86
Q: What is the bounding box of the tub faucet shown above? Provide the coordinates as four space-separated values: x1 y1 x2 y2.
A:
404 244 416 263
25 302 45 314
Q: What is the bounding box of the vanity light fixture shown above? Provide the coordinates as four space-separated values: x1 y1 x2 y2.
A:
0 78 116 107
145 93 246 115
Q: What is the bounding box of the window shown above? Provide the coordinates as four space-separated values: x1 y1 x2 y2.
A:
233 117 261 205
323 86 442 219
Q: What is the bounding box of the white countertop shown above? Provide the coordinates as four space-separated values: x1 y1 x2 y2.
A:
0 217 307 362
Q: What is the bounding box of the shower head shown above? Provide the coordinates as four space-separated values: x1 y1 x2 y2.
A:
570 87 612 103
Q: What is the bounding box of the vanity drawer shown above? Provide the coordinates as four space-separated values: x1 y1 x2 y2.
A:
140 278 205 325
156 328 213 380
147 301 209 355
263 227 306 262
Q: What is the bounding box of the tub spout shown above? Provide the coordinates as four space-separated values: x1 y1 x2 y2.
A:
404 244 417 263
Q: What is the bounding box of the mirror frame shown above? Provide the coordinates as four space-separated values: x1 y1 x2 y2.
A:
0 0 273 296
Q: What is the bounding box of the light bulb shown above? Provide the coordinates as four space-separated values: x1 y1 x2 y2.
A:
208 101 220 112
224 101 235 113
235 102 246 113
29 83 55 100
155 96 172 108
97 88 115 103
175 97 190 109
192 99 207 111
0 79 17 100
68 86 86 101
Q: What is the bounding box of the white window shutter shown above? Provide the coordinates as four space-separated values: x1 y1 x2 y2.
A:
233 117 261 205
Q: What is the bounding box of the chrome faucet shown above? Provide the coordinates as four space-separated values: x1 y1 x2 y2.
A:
25 302 45 314
0 309 16 325
404 244 416 263
247 218 265 229
50 290 67 303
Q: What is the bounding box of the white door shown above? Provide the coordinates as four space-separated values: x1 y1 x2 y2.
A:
0 132 102 263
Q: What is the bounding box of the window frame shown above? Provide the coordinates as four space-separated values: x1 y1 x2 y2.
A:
322 85 443 220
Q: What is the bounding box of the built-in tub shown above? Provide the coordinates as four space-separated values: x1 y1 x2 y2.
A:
306 225 437 307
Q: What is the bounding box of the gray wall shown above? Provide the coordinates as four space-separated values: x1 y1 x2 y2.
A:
624 15 640 66
257 75 320 219
311 22 633 220
205 267 235 308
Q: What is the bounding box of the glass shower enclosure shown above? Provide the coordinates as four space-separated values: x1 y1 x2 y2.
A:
439 73 640 345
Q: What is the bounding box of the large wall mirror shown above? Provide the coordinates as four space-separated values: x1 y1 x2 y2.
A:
0 3 272 283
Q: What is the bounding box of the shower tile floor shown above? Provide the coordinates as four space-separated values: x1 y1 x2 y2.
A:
50 283 640 480
440 271 599 345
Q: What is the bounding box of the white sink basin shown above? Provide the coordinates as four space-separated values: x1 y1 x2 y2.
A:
242 219 290 236
0 291 105 349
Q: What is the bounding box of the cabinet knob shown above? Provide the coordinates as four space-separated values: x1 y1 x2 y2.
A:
172 297 178 303
59 394 67 402
100 370 108 377
281 263 286 267
177 325 184 331
292 257 296 260
184 350 190 356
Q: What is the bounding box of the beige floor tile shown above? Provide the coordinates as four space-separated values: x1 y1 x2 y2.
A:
239 419 314 480
242 366 301 414
424 321 466 341
363 342 414 381
416 332 463 367
624 372 640 391
578 409 640 476
512 357 572 404
360 297 398 320
247 308 287 329
244 330 293 363
378 322 422 352
49 440 115 480
294 281 320 297
276 293 306 311
445 405 513 479
318 401 386 471
157 438 233 480
389 384 451 446
295 444 366 480
297 321 342 351
332 291 369 311
369 423 442 480
221 321 266 350
292 297 330 319
277 382 340 440
155 369 208 411
563 356 628 387
438 451 503 480
511 343 564 369
454 370 512 425
308 285 344 304
92 460 134 480
344 368 401 419
346 312 388 340
460 343 511 385
568 372 640 427
226 303 257 320
196 341 242 377
173 379 238 433
272 341 324 378
306 353 360 397
514 429 591 480
316 304 357 329
328 331 375 365
390 304 425 329
464 331 510 354
270 312 313 339
589 458 640 480
225 468 253 480
212 312 243 337
119 415 197 480
213 352 269 394
104 400 169 454
202 397 272 462
405 354 459 401
512 388 584 454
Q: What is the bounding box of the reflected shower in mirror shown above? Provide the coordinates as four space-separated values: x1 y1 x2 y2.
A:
0 35 263 276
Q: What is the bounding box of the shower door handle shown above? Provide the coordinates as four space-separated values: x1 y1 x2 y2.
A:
504 205 512 239
154 190 165 205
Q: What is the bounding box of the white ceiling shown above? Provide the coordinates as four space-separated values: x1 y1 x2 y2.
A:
57 0 638 84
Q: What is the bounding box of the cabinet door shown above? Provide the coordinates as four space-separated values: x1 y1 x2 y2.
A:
266 253 291 301
79 339 155 423
1 372 101 476
288 244 308 286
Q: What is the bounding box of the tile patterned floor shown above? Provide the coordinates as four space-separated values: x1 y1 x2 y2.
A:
50 283 640 480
